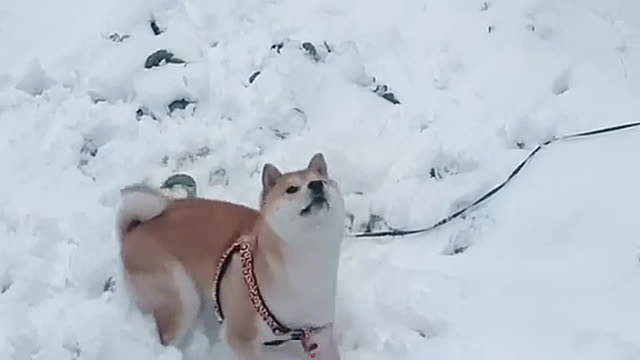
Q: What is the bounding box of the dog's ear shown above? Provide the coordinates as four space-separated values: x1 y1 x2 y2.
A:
261 163 282 194
307 153 328 177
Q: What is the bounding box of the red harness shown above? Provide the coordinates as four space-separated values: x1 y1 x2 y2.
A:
212 239 325 358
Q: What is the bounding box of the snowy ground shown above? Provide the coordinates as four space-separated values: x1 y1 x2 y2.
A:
1 0 640 359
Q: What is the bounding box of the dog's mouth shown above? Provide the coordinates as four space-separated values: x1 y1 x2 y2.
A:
300 196 329 216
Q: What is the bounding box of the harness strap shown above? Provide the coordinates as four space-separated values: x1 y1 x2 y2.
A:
211 238 326 358
212 240 240 323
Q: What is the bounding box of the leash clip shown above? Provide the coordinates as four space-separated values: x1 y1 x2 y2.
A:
301 329 319 358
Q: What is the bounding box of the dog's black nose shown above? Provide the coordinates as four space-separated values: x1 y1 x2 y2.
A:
308 180 324 194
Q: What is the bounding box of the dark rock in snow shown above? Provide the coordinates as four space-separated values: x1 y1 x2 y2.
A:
272 129 288 139
144 50 185 69
1 282 11 294
381 92 400 104
168 98 196 113
249 71 261 84
136 107 158 121
78 139 98 168
108 33 130 43
271 42 284 53
429 168 441 180
373 84 401 105
80 139 98 157
269 40 331 60
161 173 197 197
150 19 163 36
450 245 470 255
302 42 322 62
103 277 115 292
323 41 332 53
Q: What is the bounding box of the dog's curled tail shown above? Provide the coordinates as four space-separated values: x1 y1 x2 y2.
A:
116 184 170 242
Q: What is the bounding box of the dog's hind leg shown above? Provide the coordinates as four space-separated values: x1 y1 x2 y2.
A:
127 262 201 346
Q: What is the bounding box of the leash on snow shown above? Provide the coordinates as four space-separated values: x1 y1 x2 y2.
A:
159 121 640 239
349 120 640 239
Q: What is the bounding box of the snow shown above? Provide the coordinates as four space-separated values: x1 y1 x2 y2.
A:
1 0 640 359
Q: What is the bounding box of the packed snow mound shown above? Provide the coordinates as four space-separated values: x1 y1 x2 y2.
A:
1 0 640 359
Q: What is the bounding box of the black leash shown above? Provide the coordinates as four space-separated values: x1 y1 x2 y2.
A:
350 120 640 238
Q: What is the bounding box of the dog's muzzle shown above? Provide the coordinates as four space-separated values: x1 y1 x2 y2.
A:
300 181 329 216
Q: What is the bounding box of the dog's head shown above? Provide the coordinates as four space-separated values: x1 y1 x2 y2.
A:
259 153 345 239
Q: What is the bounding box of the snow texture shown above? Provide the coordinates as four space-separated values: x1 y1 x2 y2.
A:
1 0 640 359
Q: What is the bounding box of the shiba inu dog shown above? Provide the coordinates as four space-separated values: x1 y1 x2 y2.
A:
116 153 345 360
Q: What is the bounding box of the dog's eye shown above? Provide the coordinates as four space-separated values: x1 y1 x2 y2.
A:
286 186 299 194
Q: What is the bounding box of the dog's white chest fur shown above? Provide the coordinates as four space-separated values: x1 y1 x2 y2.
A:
260 199 345 333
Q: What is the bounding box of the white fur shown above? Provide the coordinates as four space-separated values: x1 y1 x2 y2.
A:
260 181 346 337
171 263 202 346
116 184 170 240
124 262 201 347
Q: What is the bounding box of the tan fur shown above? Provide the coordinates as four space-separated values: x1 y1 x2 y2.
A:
118 153 343 360
121 198 263 345
123 199 259 292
